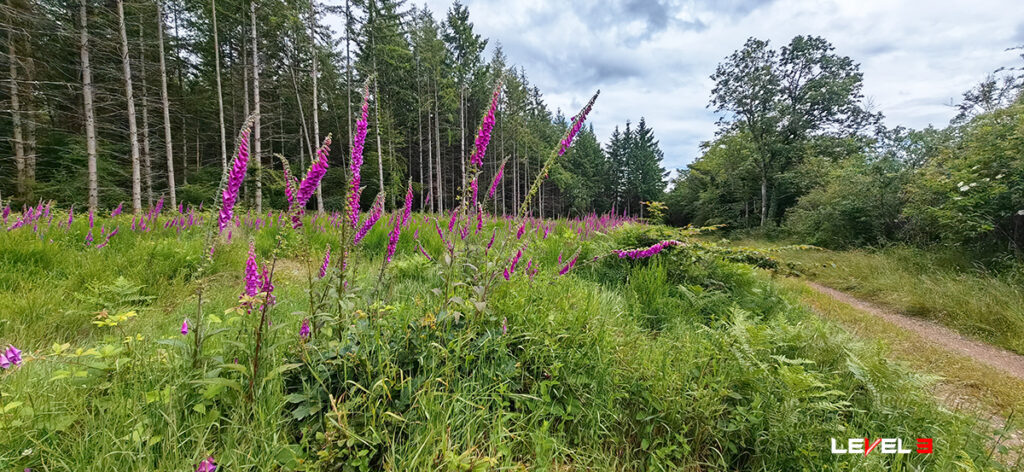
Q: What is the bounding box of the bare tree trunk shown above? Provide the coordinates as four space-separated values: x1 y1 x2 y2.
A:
138 17 153 207
374 80 385 201
80 0 99 212
250 1 262 213
8 25 25 198
435 86 443 212
760 174 767 226
512 141 518 214
309 5 323 213
427 108 434 212
157 1 176 208
418 99 424 210
288 60 314 167
459 88 466 197
182 117 187 185
117 0 143 214
212 0 227 173
345 0 352 148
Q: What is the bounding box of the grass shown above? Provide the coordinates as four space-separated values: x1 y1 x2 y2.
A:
778 277 1024 419
0 215 1016 470
723 240 1024 356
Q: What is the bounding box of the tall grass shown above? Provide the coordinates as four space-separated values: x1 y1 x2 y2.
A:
0 217 1011 469
756 243 1024 354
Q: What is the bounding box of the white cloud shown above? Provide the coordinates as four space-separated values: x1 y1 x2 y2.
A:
329 0 1023 170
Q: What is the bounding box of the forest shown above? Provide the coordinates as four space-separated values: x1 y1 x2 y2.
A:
0 0 667 219
666 36 1024 258
3 1 1024 471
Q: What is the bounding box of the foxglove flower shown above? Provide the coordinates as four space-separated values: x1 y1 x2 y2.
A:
111 203 123 217
181 319 189 336
297 135 332 209
516 222 525 239
4 345 22 366
614 240 681 259
469 177 479 208
299 319 311 340
447 207 459 233
319 245 331 279
219 119 254 232
354 193 385 245
506 246 524 278
558 252 579 276
487 161 505 199
417 242 433 261
402 181 413 227
485 228 496 254
347 82 372 228
243 241 260 298
470 82 502 168
501 317 507 335
385 214 401 264
196 456 217 472
0 352 9 369
558 92 599 156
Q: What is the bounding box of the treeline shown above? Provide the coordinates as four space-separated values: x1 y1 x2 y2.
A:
667 35 1024 256
0 0 666 217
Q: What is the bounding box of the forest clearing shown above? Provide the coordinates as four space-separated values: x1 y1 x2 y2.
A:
3 0 1024 470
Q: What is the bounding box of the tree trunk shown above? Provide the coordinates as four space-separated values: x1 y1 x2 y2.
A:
117 0 143 214
212 0 228 174
250 1 262 213
157 1 176 208
345 0 352 149
427 108 434 212
417 99 424 210
288 60 314 169
459 88 466 198
138 17 153 208
435 85 443 212
8 23 25 198
374 80 385 202
760 174 768 226
80 0 99 212
309 5 323 213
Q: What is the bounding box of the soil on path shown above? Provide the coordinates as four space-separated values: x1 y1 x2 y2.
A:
805 281 1024 381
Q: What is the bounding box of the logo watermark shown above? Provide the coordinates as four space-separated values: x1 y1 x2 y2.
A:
831 438 933 455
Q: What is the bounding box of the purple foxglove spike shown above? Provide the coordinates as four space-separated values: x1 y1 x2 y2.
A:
470 82 502 168
347 81 372 228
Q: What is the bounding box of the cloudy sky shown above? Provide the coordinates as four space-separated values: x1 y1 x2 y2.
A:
336 0 1023 170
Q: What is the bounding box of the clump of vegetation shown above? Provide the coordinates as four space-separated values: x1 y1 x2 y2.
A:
2 70 1016 471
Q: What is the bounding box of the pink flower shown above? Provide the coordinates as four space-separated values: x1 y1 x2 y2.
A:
558 91 599 157
385 215 401 264
470 82 502 168
219 120 254 232
402 181 413 227
354 193 385 245
181 319 189 336
319 244 331 279
487 161 505 199
417 242 433 261
299 319 311 340
297 135 332 209
614 240 682 259
243 241 260 297
196 455 217 472
347 82 372 228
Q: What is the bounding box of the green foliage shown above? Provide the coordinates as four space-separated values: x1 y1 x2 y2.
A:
903 100 1024 252
786 157 907 247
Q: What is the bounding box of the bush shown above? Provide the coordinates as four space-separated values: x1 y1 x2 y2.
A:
786 157 906 248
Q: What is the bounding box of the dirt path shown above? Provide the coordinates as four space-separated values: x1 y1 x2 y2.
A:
804 281 1024 464
806 281 1024 381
